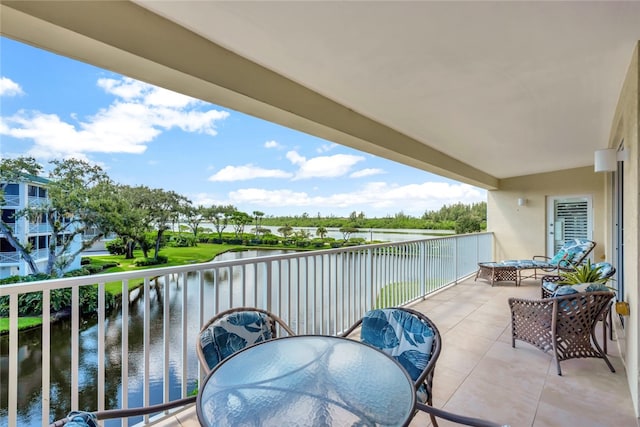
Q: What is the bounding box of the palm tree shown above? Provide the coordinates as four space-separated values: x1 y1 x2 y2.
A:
316 226 328 239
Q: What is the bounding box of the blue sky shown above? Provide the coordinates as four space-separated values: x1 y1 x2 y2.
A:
0 37 486 217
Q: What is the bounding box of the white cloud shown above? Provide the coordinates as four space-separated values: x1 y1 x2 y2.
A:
264 140 283 149
0 77 24 97
285 150 364 180
98 77 196 108
225 181 486 215
209 164 293 181
189 192 230 207
1 76 229 159
317 143 337 153
350 168 385 178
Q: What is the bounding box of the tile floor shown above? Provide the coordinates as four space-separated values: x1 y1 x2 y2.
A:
153 276 638 427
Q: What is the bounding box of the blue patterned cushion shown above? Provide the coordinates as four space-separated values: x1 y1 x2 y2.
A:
361 309 434 401
542 280 559 294
593 262 615 279
549 239 594 266
553 283 611 297
200 311 273 370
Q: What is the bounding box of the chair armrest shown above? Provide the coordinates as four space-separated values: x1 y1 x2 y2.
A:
532 255 551 262
338 319 363 338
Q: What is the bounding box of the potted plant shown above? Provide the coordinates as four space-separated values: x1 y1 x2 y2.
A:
557 259 615 289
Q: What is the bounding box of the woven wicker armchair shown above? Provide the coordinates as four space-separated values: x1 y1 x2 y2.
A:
509 291 615 375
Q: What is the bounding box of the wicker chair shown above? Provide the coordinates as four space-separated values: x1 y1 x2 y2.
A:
340 307 442 426
509 291 616 375
196 306 295 374
541 263 617 353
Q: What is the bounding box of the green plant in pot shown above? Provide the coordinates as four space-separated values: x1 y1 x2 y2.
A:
557 260 614 289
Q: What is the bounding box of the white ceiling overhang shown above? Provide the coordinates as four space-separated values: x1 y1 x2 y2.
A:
2 1 640 190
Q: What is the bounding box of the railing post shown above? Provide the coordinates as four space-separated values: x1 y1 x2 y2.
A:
265 261 273 312
368 247 374 311
8 294 18 427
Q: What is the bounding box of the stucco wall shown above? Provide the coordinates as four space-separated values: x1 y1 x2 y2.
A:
488 166 605 262
606 42 639 416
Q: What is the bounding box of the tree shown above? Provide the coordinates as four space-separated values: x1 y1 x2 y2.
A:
316 226 328 239
230 211 252 239
205 205 235 240
454 214 483 234
108 185 153 259
339 226 359 241
252 210 265 237
184 204 205 241
277 224 293 238
4 158 118 277
142 188 190 260
0 156 43 274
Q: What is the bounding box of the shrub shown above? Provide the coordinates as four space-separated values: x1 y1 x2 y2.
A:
134 255 169 267
100 261 119 269
169 234 196 247
83 264 104 274
262 237 279 245
106 238 127 255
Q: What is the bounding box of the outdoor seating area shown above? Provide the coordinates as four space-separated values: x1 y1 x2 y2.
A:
475 239 596 286
96 274 634 427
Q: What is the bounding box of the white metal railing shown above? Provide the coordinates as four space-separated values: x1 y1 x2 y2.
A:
2 195 19 206
28 223 51 234
0 232 493 427
0 251 20 263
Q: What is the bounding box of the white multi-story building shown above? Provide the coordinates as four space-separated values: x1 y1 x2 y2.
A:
0 177 81 279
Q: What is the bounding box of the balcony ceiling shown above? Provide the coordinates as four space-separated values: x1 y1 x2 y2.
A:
2 1 640 189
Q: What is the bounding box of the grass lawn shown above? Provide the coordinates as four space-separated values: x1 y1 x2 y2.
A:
0 316 41 331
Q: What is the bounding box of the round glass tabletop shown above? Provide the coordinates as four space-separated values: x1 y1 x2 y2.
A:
196 335 416 427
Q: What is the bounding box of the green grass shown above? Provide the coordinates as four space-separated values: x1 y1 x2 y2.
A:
0 316 41 331
375 281 420 308
375 279 445 308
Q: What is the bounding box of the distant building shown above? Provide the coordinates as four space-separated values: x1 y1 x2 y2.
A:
0 176 81 279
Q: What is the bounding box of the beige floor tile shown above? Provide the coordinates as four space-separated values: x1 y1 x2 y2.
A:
146 276 637 427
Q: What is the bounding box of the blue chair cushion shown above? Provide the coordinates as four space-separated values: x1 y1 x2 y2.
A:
360 308 434 399
553 283 611 297
64 412 98 427
542 280 559 294
549 239 594 266
200 311 273 369
593 262 615 279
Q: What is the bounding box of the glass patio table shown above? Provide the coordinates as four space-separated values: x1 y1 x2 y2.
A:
196 335 417 427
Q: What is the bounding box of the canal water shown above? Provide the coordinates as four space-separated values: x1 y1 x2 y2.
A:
1 231 449 426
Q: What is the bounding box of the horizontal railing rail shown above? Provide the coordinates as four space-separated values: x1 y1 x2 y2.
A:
0 232 492 427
